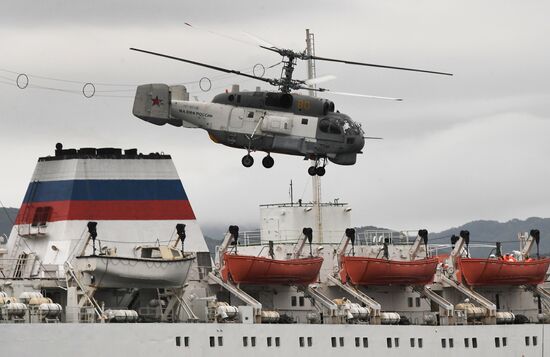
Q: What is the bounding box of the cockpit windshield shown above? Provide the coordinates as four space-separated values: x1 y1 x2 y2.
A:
319 115 363 136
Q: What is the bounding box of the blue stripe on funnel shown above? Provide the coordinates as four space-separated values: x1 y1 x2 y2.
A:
23 179 188 203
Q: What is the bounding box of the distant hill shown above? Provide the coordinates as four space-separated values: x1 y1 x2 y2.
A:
0 207 17 237
430 217 550 257
204 235 222 256
356 218 550 257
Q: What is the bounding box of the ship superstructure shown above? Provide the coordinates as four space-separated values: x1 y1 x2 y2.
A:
1 145 550 356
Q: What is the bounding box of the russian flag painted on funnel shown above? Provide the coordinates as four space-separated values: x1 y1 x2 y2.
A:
16 179 195 224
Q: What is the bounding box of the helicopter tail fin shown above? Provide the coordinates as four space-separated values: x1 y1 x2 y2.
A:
133 83 171 126
133 84 196 127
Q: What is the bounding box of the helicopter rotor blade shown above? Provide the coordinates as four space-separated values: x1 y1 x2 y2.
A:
307 54 453 76
324 90 403 101
304 75 337 85
259 45 283 54
242 32 278 49
130 48 274 85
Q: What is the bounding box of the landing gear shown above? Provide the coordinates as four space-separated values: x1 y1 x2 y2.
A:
241 154 254 168
242 153 274 169
308 157 327 176
262 155 274 169
315 166 326 176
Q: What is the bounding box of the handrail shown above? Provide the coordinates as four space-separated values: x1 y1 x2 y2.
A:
207 272 262 311
440 274 496 316
174 293 199 321
413 285 454 316
327 275 381 315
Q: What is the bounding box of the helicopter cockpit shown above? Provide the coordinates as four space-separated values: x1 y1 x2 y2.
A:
318 114 364 137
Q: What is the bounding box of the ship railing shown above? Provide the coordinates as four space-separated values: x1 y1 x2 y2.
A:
62 307 99 323
138 305 188 323
238 230 262 246
391 310 449 326
138 306 166 322
71 237 186 259
356 230 420 246
260 202 347 208
226 229 436 248
238 229 354 246
429 243 500 257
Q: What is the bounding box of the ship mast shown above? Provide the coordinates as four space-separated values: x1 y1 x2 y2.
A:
305 29 323 243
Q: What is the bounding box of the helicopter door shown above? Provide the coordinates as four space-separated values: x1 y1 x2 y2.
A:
228 107 245 129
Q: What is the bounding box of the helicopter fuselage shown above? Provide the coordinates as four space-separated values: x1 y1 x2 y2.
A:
133 84 365 166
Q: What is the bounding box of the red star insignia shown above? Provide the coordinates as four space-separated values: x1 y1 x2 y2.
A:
152 96 162 106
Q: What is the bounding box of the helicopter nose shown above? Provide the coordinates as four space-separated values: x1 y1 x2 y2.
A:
356 135 365 151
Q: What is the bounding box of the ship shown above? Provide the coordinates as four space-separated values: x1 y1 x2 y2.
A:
1 144 550 357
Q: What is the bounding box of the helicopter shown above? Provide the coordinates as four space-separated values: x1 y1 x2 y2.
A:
131 43 451 176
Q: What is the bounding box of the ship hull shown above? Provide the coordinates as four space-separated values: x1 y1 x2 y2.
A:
339 256 439 285
221 254 323 285
458 257 550 286
1 322 546 357
75 255 194 288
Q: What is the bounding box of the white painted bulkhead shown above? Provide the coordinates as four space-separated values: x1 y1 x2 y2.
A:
1 323 546 357
260 203 352 244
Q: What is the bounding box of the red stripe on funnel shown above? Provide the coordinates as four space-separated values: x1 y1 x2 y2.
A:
16 200 196 224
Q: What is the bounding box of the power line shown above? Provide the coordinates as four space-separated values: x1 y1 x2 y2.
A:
0 62 281 99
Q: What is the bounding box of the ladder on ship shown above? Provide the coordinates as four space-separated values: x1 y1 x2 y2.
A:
158 288 199 322
412 285 455 325
208 272 262 322
527 285 550 313
64 261 104 323
327 274 382 324
305 285 346 324
440 274 496 324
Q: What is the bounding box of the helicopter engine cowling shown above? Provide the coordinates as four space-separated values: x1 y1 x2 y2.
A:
328 153 357 165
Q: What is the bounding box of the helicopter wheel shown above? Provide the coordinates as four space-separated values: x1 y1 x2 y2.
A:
315 166 326 176
241 154 254 168
262 155 274 168
308 166 317 176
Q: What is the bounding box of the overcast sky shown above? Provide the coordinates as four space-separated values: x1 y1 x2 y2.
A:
1 0 549 236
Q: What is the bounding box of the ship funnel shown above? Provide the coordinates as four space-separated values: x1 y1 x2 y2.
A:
8 145 208 277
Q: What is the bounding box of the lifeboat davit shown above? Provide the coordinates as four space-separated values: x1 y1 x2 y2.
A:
339 256 439 285
221 253 323 285
458 257 550 286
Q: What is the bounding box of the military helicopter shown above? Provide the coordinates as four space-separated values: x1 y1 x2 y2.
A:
130 43 451 176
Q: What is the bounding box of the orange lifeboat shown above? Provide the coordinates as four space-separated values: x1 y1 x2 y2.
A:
221 253 324 285
458 257 550 286
339 256 439 285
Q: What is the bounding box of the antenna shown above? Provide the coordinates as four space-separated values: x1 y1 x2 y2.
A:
306 29 323 243
289 180 294 206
